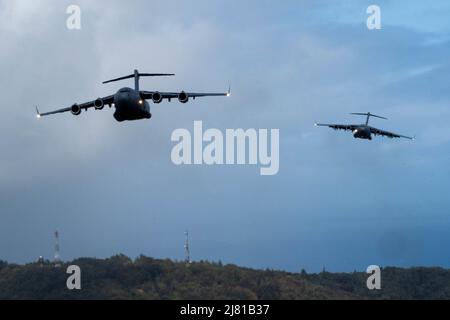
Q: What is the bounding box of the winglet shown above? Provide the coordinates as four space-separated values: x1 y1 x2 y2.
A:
227 85 231 97
36 106 41 119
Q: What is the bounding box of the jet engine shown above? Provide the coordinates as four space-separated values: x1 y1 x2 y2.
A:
94 98 104 110
71 104 81 116
178 91 189 103
152 92 163 104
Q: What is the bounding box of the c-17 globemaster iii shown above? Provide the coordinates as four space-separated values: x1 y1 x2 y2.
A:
36 69 230 122
315 112 414 140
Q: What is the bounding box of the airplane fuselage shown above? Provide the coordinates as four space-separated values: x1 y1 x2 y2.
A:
113 87 151 122
353 125 372 140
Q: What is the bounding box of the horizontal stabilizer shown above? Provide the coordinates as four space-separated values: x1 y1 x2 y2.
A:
103 73 174 84
351 112 387 120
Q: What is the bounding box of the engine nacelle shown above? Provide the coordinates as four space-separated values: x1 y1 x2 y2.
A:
152 92 163 104
71 104 81 116
94 98 104 110
178 91 189 104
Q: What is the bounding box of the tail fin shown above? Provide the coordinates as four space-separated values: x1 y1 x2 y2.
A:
102 69 174 91
351 112 387 125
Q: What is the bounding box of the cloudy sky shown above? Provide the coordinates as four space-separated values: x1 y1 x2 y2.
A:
1 0 450 272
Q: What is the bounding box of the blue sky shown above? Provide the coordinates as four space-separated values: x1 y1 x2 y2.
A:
0 0 450 272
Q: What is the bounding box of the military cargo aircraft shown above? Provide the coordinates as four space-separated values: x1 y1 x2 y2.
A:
315 112 414 140
36 69 230 122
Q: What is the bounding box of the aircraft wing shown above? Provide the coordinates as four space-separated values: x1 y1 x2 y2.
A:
36 95 115 118
140 88 230 101
369 126 414 140
315 123 359 131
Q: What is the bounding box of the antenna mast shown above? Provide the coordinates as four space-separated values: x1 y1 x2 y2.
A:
184 231 191 264
54 230 61 267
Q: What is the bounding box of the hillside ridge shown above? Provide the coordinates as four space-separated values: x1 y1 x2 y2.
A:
1 255 449 300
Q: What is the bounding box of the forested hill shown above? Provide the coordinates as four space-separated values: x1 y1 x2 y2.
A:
0 255 449 300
